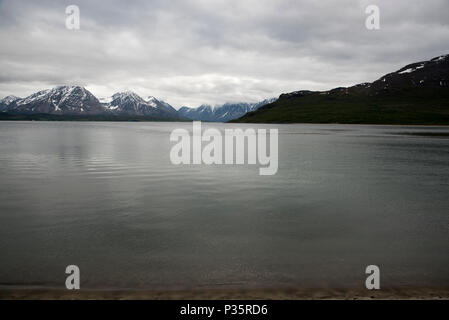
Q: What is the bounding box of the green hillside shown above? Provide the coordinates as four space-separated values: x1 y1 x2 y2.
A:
232 54 449 125
232 88 449 125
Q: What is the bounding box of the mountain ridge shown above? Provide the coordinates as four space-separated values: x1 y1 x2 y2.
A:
0 87 273 122
0 87 183 121
231 54 449 125
178 98 276 122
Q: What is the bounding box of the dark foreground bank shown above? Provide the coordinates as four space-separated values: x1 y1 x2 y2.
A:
1 286 449 300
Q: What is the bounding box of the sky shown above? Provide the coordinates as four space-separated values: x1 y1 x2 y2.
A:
0 0 448 109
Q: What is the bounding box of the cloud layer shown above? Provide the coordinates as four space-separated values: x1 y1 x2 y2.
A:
0 0 448 108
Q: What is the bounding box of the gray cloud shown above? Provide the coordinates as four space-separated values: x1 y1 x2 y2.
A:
0 0 448 108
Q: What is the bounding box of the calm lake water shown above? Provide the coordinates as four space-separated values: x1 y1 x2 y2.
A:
0 121 448 290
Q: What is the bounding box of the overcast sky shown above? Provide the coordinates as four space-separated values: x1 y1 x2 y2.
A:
0 0 448 108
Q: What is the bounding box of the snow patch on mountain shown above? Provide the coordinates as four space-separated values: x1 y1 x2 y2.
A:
398 64 424 74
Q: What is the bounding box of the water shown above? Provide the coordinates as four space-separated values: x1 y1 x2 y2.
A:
0 121 448 290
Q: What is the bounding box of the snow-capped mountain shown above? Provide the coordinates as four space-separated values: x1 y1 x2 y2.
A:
178 98 276 122
178 104 216 121
0 86 104 115
100 91 178 117
147 96 178 115
103 91 154 115
0 86 180 119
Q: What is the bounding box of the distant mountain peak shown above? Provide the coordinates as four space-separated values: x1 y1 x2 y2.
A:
1 85 104 115
97 92 178 117
112 91 144 101
178 98 277 122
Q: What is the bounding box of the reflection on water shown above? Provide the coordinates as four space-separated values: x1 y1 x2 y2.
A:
0 121 448 290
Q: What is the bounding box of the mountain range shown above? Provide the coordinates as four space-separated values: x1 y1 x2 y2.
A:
0 87 182 120
2 54 448 124
178 98 276 122
0 87 275 122
232 54 449 124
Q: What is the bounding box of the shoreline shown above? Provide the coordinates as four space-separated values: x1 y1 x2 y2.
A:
2 286 449 300
1 119 449 127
